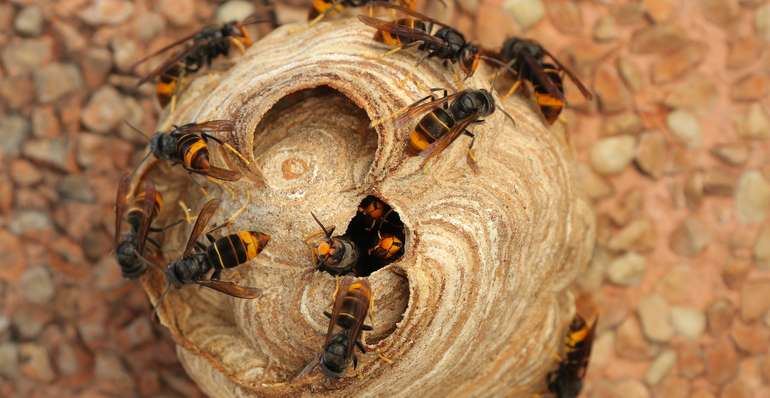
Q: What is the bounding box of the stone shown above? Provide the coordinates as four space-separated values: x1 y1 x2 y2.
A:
545 0 583 34
575 163 614 201
652 42 707 83
635 131 667 179
78 0 134 26
731 73 769 101
0 343 19 377
56 175 96 203
18 343 55 382
721 380 753 398
656 376 690 398
94 352 134 390
737 102 770 140
664 74 718 109
51 20 87 52
504 0 545 30
602 112 644 136
22 137 74 171
617 57 644 92
740 279 770 321
735 171 770 224
216 0 256 24
755 224 770 269
109 37 139 72
595 64 631 113
1 38 54 76
134 12 166 41
590 135 636 175
19 266 55 304
593 15 618 42
11 306 51 339
0 74 35 110
757 4 770 42
731 320 769 354
0 114 30 156
14 6 44 37
116 317 153 348
702 168 737 196
645 350 677 386
639 294 674 342
31 106 60 138
591 331 614 368
611 379 650 398
33 63 83 103
708 298 736 335
644 0 677 22
677 342 704 378
727 36 764 69
78 48 112 89
607 252 646 286
670 307 706 338
630 23 689 54
723 258 751 290
159 0 196 26
608 219 653 252
683 172 704 210
81 86 127 134
669 217 711 257
711 143 749 166
705 337 739 385
667 109 701 148
701 0 740 27
616 316 658 361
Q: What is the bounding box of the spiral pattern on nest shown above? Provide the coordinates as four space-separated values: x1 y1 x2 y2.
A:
141 18 595 398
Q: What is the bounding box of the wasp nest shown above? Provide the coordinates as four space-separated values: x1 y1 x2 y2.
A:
139 18 595 398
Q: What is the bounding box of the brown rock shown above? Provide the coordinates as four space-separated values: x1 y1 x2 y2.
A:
737 102 770 140
731 73 769 101
33 63 83 103
630 23 689 54
10 159 43 187
705 337 739 385
1 38 54 76
593 15 618 42
18 344 55 382
711 143 749 166
721 379 753 398
701 0 740 28
730 320 770 354
644 0 678 22
639 294 674 342
77 48 112 89
81 86 128 134
51 20 88 53
702 168 737 196
545 0 582 34
610 379 650 398
722 259 751 290
670 217 711 257
617 57 644 92
635 131 667 179
683 172 704 210
707 298 736 335
22 137 75 172
608 218 654 252
158 0 196 26
590 135 637 175
727 36 765 69
645 349 677 385
31 106 60 138
655 376 690 398
575 163 614 201
755 223 770 269
664 73 719 109
607 252 647 286
616 316 658 360
676 342 705 378
116 317 153 349
736 171 770 224
78 0 134 26
611 2 647 25
0 74 35 110
602 112 645 136
594 64 631 113
740 279 770 321
652 42 707 83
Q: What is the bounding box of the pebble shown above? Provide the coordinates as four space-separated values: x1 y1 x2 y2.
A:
14 6 44 37
159 0 196 26
740 279 770 321
134 12 166 42
644 0 677 22
756 4 770 42
608 219 653 252
591 330 614 368
545 0 583 34
33 63 83 103
19 266 55 305
595 64 631 113
109 37 139 72
611 379 650 398
602 112 644 136
630 23 689 54
711 143 749 166
19 343 56 382
0 343 19 377
81 86 127 134
0 114 30 156
702 168 737 196
723 259 751 290
664 74 718 109
638 294 674 342
666 109 701 148
116 317 153 349
727 36 764 69
1 38 54 76
56 175 97 203
503 0 545 30
652 43 707 83
708 298 736 336
593 15 618 42
590 135 637 175
677 342 705 378
669 217 711 257
735 171 770 224
78 0 134 26
216 0 256 24
0 74 35 110
607 252 646 286
731 73 769 101
701 0 740 27
12 306 52 339
31 106 61 138
22 137 74 171
670 306 706 338
755 224 770 269
51 20 87 52
611 2 646 25
575 163 614 200
721 379 753 398
94 352 135 390
78 48 113 89
731 320 770 354
655 376 690 398
635 131 667 179
705 337 739 385
617 57 644 92
737 102 770 140
645 350 677 386
10 210 52 235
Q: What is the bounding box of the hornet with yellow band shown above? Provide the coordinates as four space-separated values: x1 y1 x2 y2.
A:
368 233 403 261
115 174 166 279
155 199 270 299
307 212 360 276
147 120 244 181
546 314 597 398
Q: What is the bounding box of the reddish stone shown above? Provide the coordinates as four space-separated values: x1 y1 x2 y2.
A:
676 342 705 378
704 337 739 385
730 320 770 354
708 298 737 336
731 73 770 101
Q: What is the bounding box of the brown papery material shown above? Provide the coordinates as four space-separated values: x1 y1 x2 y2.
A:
139 18 595 398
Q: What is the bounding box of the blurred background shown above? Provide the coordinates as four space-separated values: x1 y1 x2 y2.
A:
0 0 769 397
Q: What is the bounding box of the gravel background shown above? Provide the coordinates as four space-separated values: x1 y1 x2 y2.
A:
1 0 769 397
